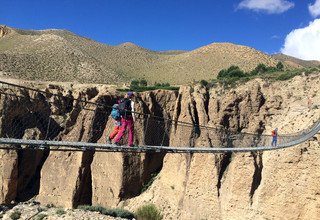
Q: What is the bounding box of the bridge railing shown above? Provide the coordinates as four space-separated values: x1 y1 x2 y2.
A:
0 80 318 152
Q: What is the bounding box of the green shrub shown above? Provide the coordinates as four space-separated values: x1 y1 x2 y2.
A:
218 65 245 79
10 211 21 220
253 63 268 74
130 80 139 88
119 82 179 92
140 79 148 87
110 208 135 219
155 82 170 87
77 205 135 219
34 213 47 220
276 71 300 81
131 79 148 87
56 208 66 216
304 67 319 75
276 61 284 71
200 80 208 87
135 204 163 220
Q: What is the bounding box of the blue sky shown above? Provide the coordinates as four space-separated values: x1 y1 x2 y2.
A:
1 0 320 60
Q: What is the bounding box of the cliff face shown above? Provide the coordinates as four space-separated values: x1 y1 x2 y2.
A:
0 75 320 219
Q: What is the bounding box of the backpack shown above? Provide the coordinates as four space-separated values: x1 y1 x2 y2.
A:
111 106 121 120
118 98 132 118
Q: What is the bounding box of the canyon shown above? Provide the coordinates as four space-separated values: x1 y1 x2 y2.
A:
0 74 319 219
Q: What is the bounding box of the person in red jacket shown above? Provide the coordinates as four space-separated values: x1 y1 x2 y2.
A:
271 128 278 147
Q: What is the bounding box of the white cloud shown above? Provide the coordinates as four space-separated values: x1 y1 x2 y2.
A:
238 0 294 14
281 19 320 60
309 0 320 17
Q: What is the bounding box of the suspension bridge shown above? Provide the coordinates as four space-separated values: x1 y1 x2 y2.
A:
0 80 319 153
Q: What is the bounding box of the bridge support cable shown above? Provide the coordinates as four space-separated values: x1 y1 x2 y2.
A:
0 80 319 153
0 118 319 153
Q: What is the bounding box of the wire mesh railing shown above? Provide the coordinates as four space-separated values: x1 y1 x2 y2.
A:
0 80 319 153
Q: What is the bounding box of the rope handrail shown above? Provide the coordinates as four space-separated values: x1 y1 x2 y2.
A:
2 79 317 136
0 80 225 131
0 79 319 153
0 117 318 153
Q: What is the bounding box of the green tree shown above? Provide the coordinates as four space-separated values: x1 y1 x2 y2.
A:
130 80 139 87
276 61 284 71
200 80 208 87
217 65 245 78
254 63 268 74
139 79 148 86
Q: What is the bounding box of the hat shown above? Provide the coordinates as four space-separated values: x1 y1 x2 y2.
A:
127 91 134 97
112 104 119 108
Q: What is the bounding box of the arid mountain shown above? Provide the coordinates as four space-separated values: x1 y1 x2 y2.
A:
273 53 320 69
1 25 284 85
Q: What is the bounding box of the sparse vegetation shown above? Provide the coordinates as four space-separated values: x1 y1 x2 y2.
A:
141 173 158 193
10 210 21 220
200 79 209 87
135 204 163 220
211 63 320 88
77 205 135 219
117 80 179 92
217 65 246 79
276 71 300 81
34 213 47 220
55 208 66 216
276 61 284 71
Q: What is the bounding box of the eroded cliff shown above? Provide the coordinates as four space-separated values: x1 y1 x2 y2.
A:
0 74 319 219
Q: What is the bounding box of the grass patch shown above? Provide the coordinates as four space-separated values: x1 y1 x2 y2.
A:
135 204 163 220
34 213 47 220
10 210 21 220
276 71 300 81
55 208 66 216
77 205 135 219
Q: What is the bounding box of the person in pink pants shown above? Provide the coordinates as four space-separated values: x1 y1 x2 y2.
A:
114 91 135 147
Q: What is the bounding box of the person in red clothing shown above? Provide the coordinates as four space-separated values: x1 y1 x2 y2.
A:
271 128 278 147
114 91 135 147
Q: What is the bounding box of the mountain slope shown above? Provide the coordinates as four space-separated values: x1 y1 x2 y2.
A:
0 25 286 84
272 53 320 69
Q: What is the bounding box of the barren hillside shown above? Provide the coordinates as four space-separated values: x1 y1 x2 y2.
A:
0 25 287 85
273 53 320 69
